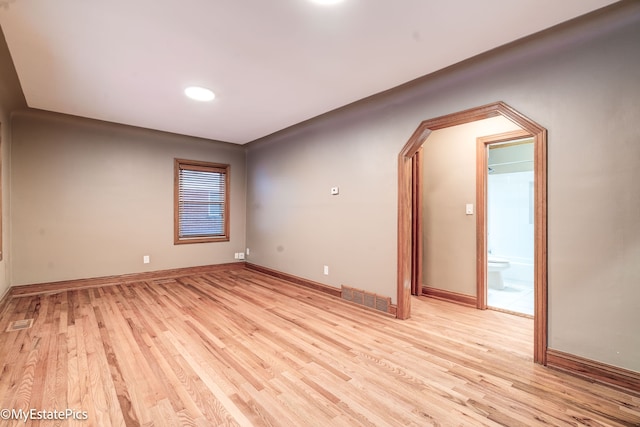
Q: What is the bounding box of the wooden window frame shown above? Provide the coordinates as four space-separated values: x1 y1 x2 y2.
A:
174 158 230 245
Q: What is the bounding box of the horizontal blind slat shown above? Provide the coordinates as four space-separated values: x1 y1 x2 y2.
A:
178 165 227 238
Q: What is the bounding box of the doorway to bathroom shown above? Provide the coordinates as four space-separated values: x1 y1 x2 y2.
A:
478 134 535 316
397 101 548 364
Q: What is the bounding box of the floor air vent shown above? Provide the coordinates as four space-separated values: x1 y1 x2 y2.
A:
7 319 34 332
341 285 391 314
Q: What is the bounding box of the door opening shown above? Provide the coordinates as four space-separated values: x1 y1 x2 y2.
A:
398 101 548 364
477 132 535 317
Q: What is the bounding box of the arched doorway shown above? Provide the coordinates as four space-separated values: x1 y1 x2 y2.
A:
397 101 548 364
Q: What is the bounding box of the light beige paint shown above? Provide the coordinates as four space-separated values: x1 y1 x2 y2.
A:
248 3 640 372
10 111 246 285
0 25 27 299
0 123 7 300
246 118 401 299
422 116 521 296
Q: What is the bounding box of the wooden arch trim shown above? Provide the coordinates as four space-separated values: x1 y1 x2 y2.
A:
396 101 548 364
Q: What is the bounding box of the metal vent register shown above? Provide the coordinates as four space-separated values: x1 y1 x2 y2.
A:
341 286 390 314
6 319 34 332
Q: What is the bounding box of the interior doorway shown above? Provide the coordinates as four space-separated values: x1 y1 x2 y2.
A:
477 132 535 316
397 102 548 364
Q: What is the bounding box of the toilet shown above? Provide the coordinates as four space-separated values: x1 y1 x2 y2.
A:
487 256 510 290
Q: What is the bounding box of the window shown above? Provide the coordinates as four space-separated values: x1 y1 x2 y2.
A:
174 159 230 244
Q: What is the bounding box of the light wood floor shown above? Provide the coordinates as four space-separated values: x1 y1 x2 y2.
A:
0 268 638 426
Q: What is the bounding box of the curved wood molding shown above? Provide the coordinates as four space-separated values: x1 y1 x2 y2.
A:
397 101 548 365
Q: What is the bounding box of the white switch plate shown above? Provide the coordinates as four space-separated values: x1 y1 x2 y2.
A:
246 248 250 255
143 255 150 264
465 204 474 215
323 265 329 275
330 186 339 195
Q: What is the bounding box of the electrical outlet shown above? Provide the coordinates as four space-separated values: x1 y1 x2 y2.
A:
238 252 245 260
330 186 339 195
323 265 329 275
143 255 150 264
234 253 239 259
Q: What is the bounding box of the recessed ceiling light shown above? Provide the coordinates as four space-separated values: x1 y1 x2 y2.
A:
184 86 215 102
310 0 344 5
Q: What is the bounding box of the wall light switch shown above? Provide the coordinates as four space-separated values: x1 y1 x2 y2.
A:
323 265 329 275
330 186 339 195
143 255 150 264
465 204 474 215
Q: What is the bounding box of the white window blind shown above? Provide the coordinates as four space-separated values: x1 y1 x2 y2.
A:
175 160 229 243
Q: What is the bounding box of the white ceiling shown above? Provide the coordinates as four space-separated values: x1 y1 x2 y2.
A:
0 0 618 144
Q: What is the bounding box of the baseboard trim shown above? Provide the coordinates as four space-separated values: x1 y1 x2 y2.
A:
547 348 640 395
245 263 398 317
10 262 246 298
9 261 399 318
245 263 341 298
0 286 12 318
422 286 477 307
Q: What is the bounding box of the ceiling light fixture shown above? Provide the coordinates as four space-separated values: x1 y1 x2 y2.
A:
184 86 215 102
310 0 344 5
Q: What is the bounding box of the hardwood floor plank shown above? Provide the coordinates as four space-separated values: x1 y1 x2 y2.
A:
83 291 124 427
237 382 300 427
0 268 638 426
74 297 97 427
20 296 53 415
159 343 228 423
124 295 204 421
93 304 141 426
6 333 39 413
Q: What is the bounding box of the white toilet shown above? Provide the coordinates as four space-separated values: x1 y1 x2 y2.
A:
487 256 510 290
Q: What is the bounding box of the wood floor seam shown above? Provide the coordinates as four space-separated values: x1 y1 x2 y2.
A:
0 268 637 426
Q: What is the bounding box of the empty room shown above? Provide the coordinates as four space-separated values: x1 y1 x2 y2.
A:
0 1 638 426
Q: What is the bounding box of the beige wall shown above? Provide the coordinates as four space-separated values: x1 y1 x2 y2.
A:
246 115 401 298
247 2 640 372
10 111 246 285
422 116 521 296
0 121 8 299
0 122 8 299
0 26 27 298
